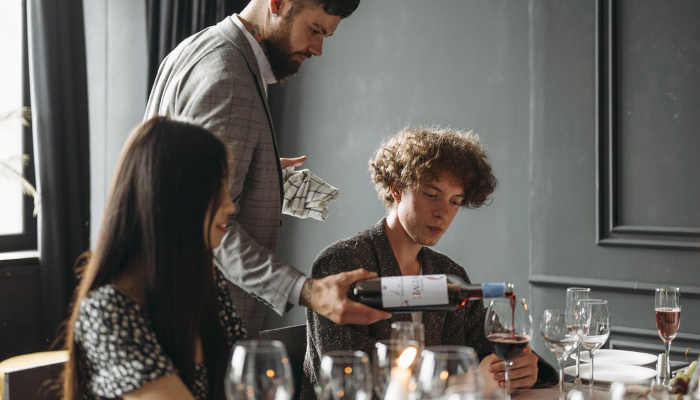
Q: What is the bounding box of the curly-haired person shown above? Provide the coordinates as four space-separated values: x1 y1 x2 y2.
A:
302 127 556 398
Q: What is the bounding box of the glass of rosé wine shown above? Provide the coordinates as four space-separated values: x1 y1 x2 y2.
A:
655 287 681 387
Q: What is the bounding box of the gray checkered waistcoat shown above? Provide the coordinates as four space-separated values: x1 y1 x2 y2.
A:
144 16 304 337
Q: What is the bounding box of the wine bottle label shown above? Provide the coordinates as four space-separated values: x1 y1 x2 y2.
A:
482 283 506 299
381 274 449 308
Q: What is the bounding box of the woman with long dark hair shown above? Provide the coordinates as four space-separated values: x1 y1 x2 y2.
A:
63 116 245 399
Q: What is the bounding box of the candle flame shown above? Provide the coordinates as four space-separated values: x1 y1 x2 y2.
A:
397 346 417 368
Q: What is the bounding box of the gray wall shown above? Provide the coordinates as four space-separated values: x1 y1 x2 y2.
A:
265 0 535 330
528 0 700 363
83 0 148 245
80 0 700 366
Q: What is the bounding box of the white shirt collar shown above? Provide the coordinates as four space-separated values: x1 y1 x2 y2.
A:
231 14 277 96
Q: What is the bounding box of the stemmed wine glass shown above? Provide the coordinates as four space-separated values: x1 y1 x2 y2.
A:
578 299 610 391
391 321 425 350
417 346 481 399
372 339 420 398
484 297 533 400
655 287 681 386
541 309 581 399
566 287 590 386
225 340 294 400
318 350 373 400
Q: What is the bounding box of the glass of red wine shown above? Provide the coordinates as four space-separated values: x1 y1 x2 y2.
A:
655 287 681 387
484 297 533 400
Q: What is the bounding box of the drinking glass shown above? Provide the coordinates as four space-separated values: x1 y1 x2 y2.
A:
578 299 610 391
372 339 420 398
318 350 373 400
655 287 681 386
225 340 294 400
417 345 481 400
391 321 425 350
484 297 533 400
541 309 581 399
566 287 591 386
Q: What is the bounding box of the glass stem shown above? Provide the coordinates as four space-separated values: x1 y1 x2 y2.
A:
558 356 565 399
664 341 672 384
505 361 512 400
588 350 595 391
575 343 581 378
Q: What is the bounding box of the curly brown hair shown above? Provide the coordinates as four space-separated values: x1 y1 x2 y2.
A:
369 126 498 209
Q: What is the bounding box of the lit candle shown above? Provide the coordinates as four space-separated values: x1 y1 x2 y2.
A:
384 347 418 400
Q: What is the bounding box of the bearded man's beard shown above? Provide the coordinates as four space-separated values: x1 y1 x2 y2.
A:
263 18 311 83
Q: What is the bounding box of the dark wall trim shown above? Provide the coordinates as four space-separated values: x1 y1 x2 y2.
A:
595 0 700 251
529 274 700 298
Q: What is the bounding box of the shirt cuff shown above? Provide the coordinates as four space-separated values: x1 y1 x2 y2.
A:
288 275 308 307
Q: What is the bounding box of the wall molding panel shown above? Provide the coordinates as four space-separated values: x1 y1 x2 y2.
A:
529 274 700 298
595 0 700 251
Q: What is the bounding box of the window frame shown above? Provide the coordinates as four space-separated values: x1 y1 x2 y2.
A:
0 0 37 253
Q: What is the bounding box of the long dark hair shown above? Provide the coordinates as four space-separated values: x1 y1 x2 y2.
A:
63 116 230 399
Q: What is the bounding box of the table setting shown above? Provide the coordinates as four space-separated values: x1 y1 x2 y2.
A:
221 285 698 400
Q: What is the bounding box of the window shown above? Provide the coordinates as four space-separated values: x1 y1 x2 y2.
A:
0 0 37 252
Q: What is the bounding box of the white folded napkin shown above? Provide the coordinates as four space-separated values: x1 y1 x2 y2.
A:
281 167 339 221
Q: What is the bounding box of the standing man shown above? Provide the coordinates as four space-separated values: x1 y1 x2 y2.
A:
145 0 390 336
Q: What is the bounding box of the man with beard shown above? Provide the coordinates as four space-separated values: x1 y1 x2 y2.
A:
145 0 390 337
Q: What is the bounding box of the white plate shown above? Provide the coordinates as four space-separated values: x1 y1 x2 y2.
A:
564 364 657 383
570 349 658 366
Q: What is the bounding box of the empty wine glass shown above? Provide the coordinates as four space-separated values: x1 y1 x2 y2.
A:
318 351 373 400
484 297 533 400
578 299 610 391
655 287 681 386
391 321 425 350
566 287 591 386
225 340 294 400
541 309 581 399
417 346 481 400
372 339 420 398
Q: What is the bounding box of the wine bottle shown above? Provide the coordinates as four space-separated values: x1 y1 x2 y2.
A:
352 274 514 313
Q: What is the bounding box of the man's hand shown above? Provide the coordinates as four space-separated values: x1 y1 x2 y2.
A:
480 347 539 393
300 268 392 325
280 156 306 169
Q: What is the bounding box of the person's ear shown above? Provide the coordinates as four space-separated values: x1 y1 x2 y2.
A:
269 0 284 17
389 184 402 203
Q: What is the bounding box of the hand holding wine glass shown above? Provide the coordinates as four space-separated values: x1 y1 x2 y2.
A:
566 287 590 386
541 309 581 399
655 287 681 387
484 297 533 400
225 340 294 400
577 299 610 391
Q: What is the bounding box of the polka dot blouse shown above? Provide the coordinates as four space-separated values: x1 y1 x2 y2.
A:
73 269 246 399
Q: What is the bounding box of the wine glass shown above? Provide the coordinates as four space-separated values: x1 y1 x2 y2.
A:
655 287 680 386
566 287 591 386
578 299 610 391
484 297 533 400
541 309 581 399
391 321 425 350
417 345 481 400
318 350 373 400
372 339 420 398
225 340 294 400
